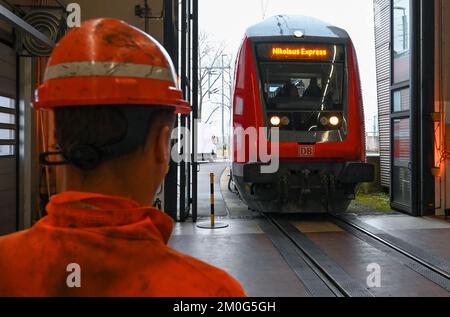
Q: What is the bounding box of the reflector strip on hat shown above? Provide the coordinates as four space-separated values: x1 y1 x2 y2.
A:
44 62 175 83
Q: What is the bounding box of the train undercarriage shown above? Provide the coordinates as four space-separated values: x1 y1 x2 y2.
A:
232 162 374 213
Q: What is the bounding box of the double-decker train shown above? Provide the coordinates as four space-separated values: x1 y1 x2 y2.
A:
231 15 374 213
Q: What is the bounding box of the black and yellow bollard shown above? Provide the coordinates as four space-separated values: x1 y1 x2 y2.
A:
197 173 229 229
210 173 215 226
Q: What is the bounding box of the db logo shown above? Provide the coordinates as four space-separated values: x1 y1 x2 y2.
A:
298 145 315 157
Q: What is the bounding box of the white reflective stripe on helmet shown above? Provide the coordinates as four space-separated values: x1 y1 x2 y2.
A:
44 61 175 83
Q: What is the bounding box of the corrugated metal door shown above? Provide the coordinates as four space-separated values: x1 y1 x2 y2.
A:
374 0 391 188
0 42 17 235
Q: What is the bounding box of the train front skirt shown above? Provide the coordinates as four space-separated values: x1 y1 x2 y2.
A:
232 162 374 213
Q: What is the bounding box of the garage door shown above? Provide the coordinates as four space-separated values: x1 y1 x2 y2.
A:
0 42 17 235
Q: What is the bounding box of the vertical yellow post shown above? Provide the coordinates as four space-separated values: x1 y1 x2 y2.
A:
196 172 228 230
210 173 215 227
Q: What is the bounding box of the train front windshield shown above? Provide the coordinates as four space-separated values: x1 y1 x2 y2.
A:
261 62 344 111
256 43 346 132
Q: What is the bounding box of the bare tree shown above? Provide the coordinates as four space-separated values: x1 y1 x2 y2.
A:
198 32 228 121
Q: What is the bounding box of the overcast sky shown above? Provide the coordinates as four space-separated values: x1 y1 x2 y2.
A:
199 0 378 132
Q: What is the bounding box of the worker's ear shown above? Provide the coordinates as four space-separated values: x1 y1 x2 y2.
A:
154 124 172 164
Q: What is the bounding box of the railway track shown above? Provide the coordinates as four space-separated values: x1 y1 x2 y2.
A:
258 213 450 297
225 171 450 296
330 213 450 291
259 214 374 297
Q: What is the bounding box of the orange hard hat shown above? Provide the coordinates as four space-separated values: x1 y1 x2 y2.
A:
33 18 191 114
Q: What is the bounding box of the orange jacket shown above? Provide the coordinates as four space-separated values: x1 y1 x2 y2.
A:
0 192 246 297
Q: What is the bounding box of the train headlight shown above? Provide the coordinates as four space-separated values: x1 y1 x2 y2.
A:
281 116 290 126
270 115 281 126
329 116 340 126
294 30 304 38
320 117 329 126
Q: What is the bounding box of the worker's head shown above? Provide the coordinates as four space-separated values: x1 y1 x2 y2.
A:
53 105 175 203
282 83 298 98
288 85 298 98
54 106 175 168
310 78 318 86
33 18 191 205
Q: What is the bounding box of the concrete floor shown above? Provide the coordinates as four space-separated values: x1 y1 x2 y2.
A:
358 214 450 262
170 223 310 297
171 162 310 296
169 162 450 297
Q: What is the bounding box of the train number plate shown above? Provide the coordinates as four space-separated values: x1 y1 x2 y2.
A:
298 145 315 157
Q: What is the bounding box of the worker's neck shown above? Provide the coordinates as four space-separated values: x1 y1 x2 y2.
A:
57 163 156 207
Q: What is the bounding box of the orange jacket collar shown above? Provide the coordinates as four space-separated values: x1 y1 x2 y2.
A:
39 191 174 244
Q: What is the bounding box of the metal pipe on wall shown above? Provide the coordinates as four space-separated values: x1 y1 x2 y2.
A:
179 0 188 221
442 0 450 210
409 0 420 216
419 0 435 216
144 0 149 33
18 57 39 229
435 0 446 214
186 0 192 220
191 0 198 222
163 0 178 221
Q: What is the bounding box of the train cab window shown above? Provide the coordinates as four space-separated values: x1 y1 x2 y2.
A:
260 62 344 112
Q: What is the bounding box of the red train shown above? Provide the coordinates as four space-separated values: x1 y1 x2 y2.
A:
231 15 374 213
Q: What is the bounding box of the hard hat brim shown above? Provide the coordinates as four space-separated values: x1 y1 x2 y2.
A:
33 76 192 114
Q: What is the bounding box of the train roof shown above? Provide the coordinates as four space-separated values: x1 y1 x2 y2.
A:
245 15 349 39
